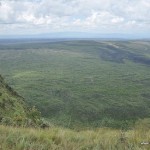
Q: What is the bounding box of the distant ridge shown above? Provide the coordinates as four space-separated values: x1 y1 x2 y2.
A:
0 32 150 40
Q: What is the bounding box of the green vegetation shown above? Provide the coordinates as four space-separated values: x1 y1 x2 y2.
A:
0 73 150 150
0 74 43 127
0 40 150 149
1 119 150 150
0 40 150 128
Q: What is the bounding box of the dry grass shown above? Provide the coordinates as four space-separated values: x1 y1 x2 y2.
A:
0 123 150 150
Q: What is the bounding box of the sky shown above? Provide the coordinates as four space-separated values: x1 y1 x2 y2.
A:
0 0 150 37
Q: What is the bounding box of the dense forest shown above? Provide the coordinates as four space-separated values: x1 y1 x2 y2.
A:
0 40 150 128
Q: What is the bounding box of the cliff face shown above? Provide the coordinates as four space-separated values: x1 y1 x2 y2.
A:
0 75 41 127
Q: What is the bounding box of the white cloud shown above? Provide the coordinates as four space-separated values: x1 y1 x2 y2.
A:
0 0 149 35
0 2 14 22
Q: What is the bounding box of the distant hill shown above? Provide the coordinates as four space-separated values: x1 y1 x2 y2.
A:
0 74 42 127
0 32 150 39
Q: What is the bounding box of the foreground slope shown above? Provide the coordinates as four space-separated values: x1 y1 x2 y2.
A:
0 120 150 150
0 40 150 128
0 74 41 127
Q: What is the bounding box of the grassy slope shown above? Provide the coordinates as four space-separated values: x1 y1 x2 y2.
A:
0 120 150 150
0 74 27 121
0 40 150 128
0 74 41 127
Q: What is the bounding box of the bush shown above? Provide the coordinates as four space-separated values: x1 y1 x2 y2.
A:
1 117 13 126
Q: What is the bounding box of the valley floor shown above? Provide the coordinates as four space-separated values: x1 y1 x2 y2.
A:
0 125 150 150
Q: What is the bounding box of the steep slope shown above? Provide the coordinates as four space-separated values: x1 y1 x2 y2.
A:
0 74 41 127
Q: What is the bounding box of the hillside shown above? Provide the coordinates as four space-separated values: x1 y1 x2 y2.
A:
0 40 150 128
0 74 41 127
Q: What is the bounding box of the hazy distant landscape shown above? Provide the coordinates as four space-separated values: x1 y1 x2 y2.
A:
0 39 150 129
